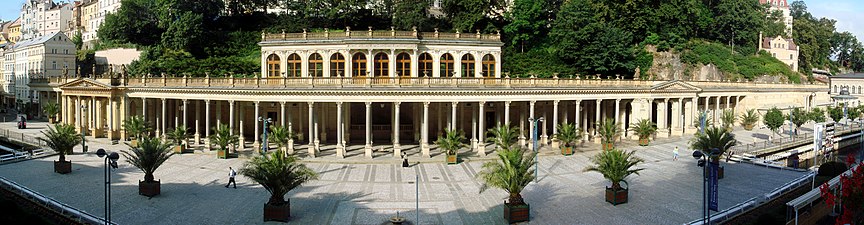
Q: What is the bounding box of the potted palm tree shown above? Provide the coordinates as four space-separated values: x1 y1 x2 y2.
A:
693 112 714 130
740 109 759 131
597 119 622 150
43 102 59 124
240 149 317 222
689 126 737 179
583 148 644 205
486 123 520 152
556 122 581 155
122 137 174 197
210 123 238 159
123 115 151 147
436 129 466 164
268 125 293 154
629 119 657 146
166 125 190 154
477 141 536 223
721 109 736 132
38 124 80 174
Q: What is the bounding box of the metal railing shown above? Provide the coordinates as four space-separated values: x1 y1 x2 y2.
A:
0 176 111 224
261 30 502 42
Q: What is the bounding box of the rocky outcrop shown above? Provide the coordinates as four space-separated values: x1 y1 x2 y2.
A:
644 46 791 82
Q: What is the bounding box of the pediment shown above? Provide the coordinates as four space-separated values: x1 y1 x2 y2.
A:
651 80 702 92
59 78 113 90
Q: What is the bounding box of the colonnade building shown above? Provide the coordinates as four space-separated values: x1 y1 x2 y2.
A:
29 30 830 159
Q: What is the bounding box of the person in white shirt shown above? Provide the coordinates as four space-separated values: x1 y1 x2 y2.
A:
225 167 237 189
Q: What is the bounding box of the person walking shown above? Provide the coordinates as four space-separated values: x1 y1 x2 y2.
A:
673 146 679 161
225 167 237 188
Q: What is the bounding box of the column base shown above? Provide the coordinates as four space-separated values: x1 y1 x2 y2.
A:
364 144 373 158
287 139 295 154
107 130 116 141
670 127 684 136
684 128 697 135
656 129 670 138
336 144 345 158
238 137 246 150
91 128 103 138
155 130 161 139
477 145 486 157
120 129 127 142
470 138 478 151
518 136 526 147
314 139 320 152
551 137 559 149
540 135 548 146
421 143 430 158
253 142 261 152
194 133 201 146
307 144 316 158
393 144 401 158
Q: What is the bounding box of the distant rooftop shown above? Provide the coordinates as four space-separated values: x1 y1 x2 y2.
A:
831 73 864 79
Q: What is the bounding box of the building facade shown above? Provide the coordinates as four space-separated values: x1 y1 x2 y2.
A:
760 0 793 36
78 0 99 47
6 32 75 104
759 33 799 71
829 73 864 106
20 0 74 40
28 30 829 161
6 18 22 44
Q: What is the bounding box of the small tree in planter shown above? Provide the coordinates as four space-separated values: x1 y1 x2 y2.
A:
42 102 59 123
628 119 656 146
583 148 644 205
210 123 238 159
721 109 736 132
763 107 785 140
240 149 317 222
556 122 582 155
486 123 520 152
123 115 152 147
809 108 826 123
268 125 294 154
38 124 80 174
739 109 759 131
166 126 190 154
789 108 810 135
436 129 466 164
122 137 174 197
693 112 714 129
689 126 737 179
597 119 622 150
828 106 844 124
477 143 536 223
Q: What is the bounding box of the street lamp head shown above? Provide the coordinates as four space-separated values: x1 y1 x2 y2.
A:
538 117 545 122
108 152 119 162
710 148 721 156
96 148 106 158
692 150 703 159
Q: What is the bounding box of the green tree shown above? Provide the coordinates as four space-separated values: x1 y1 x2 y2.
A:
436 129 466 156
710 0 770 55
477 143 536 206
160 11 205 54
551 0 638 76
123 115 153 141
122 137 175 183
828 106 844 123
210 123 239 154
442 0 501 33
809 108 826 123
789 108 810 133
763 107 785 137
504 0 549 52
42 102 59 123
98 0 163 46
583 148 644 191
392 0 429 30
486 123 519 151
689 126 737 161
239 149 318 206
791 1 836 74
38 124 80 163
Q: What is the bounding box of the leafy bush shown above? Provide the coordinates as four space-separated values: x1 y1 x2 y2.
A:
680 40 799 83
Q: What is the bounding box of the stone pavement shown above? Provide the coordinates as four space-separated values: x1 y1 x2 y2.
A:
0 120 810 224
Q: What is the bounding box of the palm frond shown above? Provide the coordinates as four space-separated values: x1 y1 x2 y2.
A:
123 115 152 140
477 144 536 204
583 148 644 190
239 149 318 205
555 122 581 147
597 118 622 143
37 124 80 162
435 129 466 155
209 123 238 153
688 126 737 160
628 119 656 139
121 137 175 182
486 123 520 151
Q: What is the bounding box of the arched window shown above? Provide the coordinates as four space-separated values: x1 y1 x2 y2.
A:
374 53 389 77
267 54 280 77
440 53 454 77
308 53 323 77
330 53 345 77
461 54 475 77
286 53 301 77
859 86 861 94
834 85 838 93
419 53 433 77
481 54 495 77
352 53 367 77
396 53 411 77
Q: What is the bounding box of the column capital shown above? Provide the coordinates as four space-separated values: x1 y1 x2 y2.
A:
574 99 582 104
308 101 315 107
336 101 343 106
530 100 536 105
161 98 166 102
254 101 261 106
615 98 621 103
504 101 511 105
229 100 235 105
423 101 430 106
452 101 459 106
365 102 372 107
280 101 286 106
204 99 210 104
553 100 560 105
478 101 486 105
394 102 401 106
664 98 670 102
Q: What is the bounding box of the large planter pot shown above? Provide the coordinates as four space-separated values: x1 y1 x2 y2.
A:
503 202 529 223
602 142 614 151
263 200 291 222
743 124 754 131
217 149 228 159
446 154 457 164
638 138 649 146
605 187 628 205
173 145 185 154
139 180 161 197
129 139 139 148
48 118 56 124
561 146 573 156
54 160 71 174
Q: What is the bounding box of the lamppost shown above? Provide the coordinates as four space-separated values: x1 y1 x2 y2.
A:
95 148 119 225
528 117 544 183
81 104 88 152
693 148 721 225
832 87 857 126
258 116 272 154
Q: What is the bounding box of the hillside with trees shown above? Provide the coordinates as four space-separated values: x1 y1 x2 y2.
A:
94 0 864 82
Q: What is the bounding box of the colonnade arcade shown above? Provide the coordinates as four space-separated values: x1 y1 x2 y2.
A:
40 79 759 159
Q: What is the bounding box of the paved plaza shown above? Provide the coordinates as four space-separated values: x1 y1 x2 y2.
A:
0 121 810 224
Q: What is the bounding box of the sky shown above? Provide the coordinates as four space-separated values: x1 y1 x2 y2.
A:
0 0 862 40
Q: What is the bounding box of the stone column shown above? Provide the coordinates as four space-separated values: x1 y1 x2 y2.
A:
229 100 235 135
574 100 582 128
254 101 260 148
684 98 695 134
422 102 430 157
658 98 669 138
478 101 486 156
594 100 601 140
336 102 344 158
161 98 167 138
364 102 373 158
671 99 681 136
528 100 536 149
393 102 401 158
141 97 147 119
205 100 211 138
91 97 98 137
715 96 720 125
308 102 315 157
451 102 458 131
121 96 129 140
725 96 730 110
108 98 115 140
551 100 559 148
280 102 286 126
504 101 511 125
614 99 622 139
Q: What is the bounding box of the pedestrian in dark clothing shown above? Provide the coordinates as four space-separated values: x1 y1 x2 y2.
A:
401 152 409 168
225 167 237 188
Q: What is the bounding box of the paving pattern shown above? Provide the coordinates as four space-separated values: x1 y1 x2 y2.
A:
0 121 811 224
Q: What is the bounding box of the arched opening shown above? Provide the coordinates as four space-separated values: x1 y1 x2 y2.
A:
266 54 280 77
482 54 495 77
396 53 411 77
374 53 389 77
286 53 301 77
330 53 345 77
461 54 475 77
419 53 433 77
352 53 367 77
309 53 323 77
440 53 454 77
